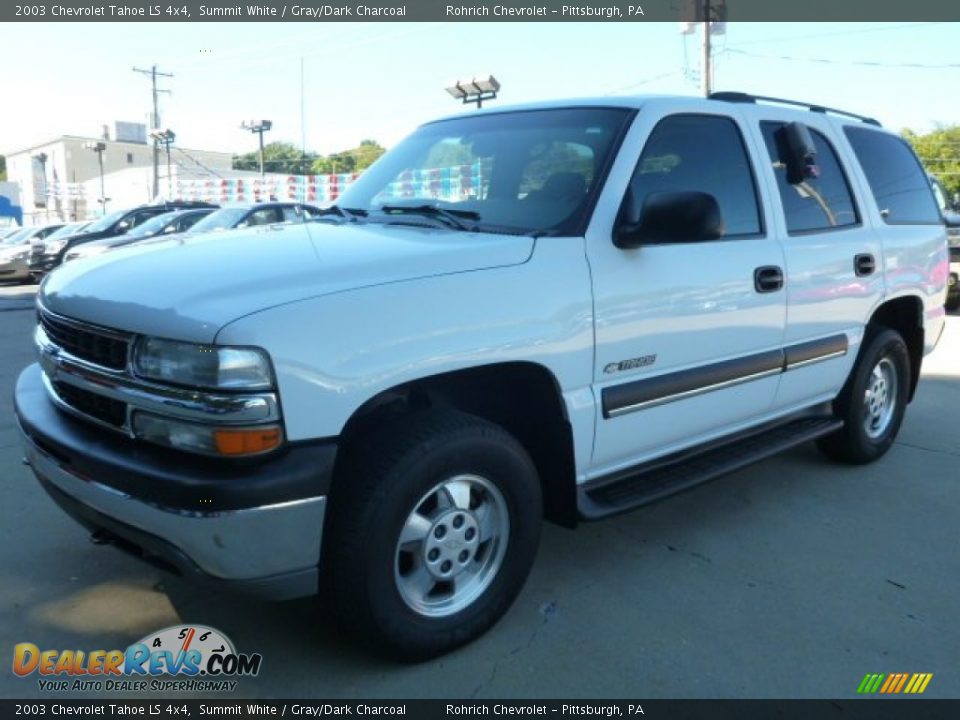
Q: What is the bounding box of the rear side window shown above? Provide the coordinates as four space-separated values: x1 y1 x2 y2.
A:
761 122 859 234
628 114 762 237
844 127 942 225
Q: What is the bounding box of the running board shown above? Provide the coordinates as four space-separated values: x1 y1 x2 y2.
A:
579 416 844 520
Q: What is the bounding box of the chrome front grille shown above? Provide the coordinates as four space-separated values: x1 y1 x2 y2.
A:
39 309 129 370
34 306 281 438
52 380 127 428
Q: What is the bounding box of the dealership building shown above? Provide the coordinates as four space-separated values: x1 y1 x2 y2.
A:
3 122 235 225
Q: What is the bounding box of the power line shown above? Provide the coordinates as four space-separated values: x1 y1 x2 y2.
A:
724 48 960 70
728 22 946 48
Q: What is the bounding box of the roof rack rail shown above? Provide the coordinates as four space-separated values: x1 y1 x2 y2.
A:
708 91 881 127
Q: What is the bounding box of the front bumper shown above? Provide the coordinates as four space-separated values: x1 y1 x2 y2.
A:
0 256 30 281
15 363 337 600
29 252 59 274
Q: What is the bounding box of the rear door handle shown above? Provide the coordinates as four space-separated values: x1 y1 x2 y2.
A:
855 253 876 277
754 265 784 293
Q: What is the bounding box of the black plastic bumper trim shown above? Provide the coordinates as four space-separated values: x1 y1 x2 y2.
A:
15 363 337 512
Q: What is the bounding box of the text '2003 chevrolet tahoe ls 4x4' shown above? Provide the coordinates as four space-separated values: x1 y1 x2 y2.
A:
16 93 948 660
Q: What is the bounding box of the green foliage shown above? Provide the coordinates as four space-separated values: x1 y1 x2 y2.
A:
231 140 387 177
0 155 6 182
311 139 386 175
232 142 315 175
902 125 960 200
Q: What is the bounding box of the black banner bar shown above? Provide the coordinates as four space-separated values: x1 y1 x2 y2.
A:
4 0 960 23
2 700 960 720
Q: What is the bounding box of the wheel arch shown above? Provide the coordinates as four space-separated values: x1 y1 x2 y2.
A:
335 361 579 528
867 294 924 401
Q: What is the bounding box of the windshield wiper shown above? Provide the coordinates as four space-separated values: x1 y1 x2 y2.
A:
378 204 480 231
312 205 369 222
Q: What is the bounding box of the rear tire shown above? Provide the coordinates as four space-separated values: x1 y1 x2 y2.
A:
324 409 542 661
816 328 910 464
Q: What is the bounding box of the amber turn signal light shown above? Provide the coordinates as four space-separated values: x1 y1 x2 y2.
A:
213 427 283 456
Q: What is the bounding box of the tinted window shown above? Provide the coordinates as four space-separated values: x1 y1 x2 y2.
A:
761 122 858 233
844 127 941 225
627 114 762 237
339 107 633 236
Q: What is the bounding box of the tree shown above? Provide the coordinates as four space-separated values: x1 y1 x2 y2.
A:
0 155 6 182
311 140 386 175
232 141 316 175
902 125 960 199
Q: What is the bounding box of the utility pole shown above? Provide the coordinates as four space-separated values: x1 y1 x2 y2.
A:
133 64 173 199
701 0 711 96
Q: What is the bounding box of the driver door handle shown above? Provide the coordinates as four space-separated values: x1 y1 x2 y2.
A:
754 265 784 293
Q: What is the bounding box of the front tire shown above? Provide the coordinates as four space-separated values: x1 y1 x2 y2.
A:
325 410 542 661
816 327 910 464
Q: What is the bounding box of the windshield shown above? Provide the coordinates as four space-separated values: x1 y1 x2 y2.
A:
337 107 633 236
189 207 249 233
125 211 180 239
1 228 32 244
45 222 89 241
83 208 130 234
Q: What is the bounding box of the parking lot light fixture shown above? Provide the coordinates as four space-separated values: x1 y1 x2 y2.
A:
445 75 501 109
241 120 273 179
149 129 177 198
83 142 108 215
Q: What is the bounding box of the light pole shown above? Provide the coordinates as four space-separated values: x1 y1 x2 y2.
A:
83 141 108 215
149 129 176 198
241 120 273 179
32 153 49 220
445 76 501 109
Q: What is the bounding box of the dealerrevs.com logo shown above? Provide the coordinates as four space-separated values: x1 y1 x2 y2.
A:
13 625 261 693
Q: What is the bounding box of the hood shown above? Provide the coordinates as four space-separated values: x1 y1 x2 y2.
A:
40 222 534 343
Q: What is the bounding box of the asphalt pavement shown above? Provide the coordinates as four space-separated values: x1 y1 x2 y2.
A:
1 280 957 699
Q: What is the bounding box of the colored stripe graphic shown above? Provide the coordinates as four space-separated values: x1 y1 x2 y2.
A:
857 672 933 694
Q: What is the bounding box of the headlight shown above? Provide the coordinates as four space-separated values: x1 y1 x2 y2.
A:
132 412 282 457
133 337 275 390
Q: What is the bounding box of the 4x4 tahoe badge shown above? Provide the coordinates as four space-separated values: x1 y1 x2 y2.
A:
604 355 657 374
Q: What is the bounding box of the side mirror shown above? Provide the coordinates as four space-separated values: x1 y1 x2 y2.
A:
163 225 178 234
776 122 819 185
615 191 724 248
115 220 131 234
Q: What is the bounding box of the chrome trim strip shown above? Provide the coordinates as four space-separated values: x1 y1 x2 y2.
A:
38 302 135 343
36 325 280 428
605 366 783 418
784 348 847 371
603 334 849 420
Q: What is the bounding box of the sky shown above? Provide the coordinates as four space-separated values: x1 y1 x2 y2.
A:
1 21 958 159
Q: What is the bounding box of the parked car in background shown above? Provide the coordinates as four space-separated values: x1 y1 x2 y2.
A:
0 230 36 283
63 209 216 263
183 202 321 237
930 174 960 310
4 222 65 247
1 226 23 240
30 201 218 275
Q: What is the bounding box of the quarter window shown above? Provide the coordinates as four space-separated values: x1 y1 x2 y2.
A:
844 127 941 225
628 114 762 237
761 122 858 233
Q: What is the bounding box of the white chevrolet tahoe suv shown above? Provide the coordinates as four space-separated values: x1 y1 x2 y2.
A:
16 93 948 660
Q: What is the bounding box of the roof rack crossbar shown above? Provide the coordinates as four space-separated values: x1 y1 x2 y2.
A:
708 91 881 127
